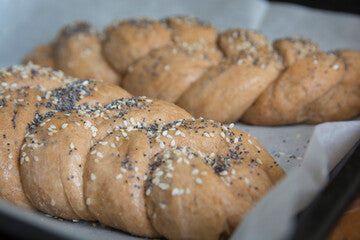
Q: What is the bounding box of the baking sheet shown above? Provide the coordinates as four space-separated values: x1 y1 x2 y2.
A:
0 0 360 239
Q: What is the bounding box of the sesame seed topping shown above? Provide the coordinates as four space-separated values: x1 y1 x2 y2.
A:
84 121 91 129
159 202 167 209
90 173 96 181
158 183 170 190
172 188 184 196
195 178 203 184
192 169 199 175
219 170 228 176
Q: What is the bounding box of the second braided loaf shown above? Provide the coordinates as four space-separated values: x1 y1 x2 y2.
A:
24 16 360 125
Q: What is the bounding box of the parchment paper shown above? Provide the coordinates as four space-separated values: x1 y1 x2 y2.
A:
0 0 359 239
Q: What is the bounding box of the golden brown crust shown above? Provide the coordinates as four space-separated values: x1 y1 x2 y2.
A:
83 118 283 238
0 63 131 208
306 50 360 123
23 17 360 125
103 18 172 74
242 52 345 125
273 37 320 67
177 46 283 122
218 28 268 57
0 63 285 239
122 42 222 102
1 63 74 91
54 22 121 85
165 16 217 44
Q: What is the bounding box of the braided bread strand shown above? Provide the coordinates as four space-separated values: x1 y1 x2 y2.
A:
24 16 360 125
0 64 284 239
0 63 131 207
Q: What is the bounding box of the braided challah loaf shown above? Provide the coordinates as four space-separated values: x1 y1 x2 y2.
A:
24 16 360 125
1 63 284 239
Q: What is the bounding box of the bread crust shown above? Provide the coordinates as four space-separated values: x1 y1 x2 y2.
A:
242 52 345 125
0 63 284 239
24 17 360 125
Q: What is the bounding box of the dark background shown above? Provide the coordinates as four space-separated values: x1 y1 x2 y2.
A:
269 0 360 15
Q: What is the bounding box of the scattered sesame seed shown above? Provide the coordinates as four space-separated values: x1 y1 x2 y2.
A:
195 178 203 184
158 183 170 190
90 173 96 181
220 170 228 176
84 121 91 129
192 169 199 175
159 202 167 209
